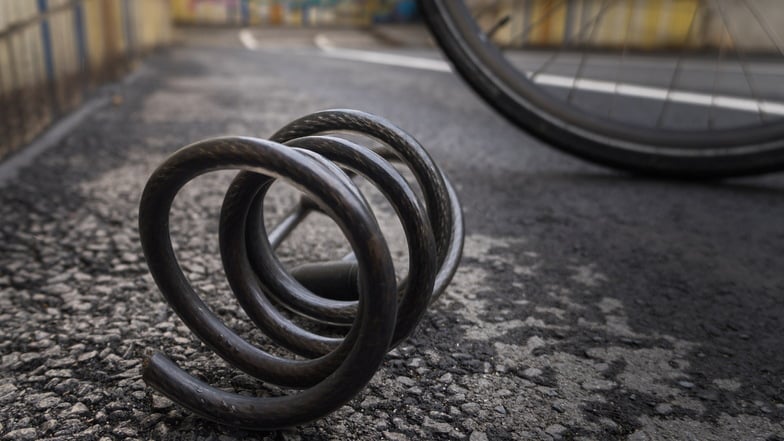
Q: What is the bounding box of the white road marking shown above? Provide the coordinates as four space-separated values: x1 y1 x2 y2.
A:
314 34 784 116
244 30 784 117
530 73 784 116
239 29 258 50
314 34 451 72
510 53 784 75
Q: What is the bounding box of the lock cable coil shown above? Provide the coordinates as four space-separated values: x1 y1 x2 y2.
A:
138 109 464 430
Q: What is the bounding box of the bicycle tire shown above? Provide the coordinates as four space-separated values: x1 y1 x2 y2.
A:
420 0 784 177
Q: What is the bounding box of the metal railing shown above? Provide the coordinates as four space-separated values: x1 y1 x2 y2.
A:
170 0 419 27
0 0 172 162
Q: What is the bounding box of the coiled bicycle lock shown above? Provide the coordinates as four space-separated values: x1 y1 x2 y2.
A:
138 110 464 430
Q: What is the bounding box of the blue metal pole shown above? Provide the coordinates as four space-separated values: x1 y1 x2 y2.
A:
73 0 88 94
37 0 59 115
241 0 251 26
122 0 135 57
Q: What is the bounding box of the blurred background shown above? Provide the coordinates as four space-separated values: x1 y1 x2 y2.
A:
0 0 420 163
4 0 784 163
471 0 784 51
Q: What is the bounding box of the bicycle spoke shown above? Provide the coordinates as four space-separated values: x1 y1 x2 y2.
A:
567 0 612 103
742 0 784 57
712 0 766 123
531 0 617 81
506 0 568 47
708 28 728 130
486 14 511 39
470 0 499 22
655 1 701 128
742 0 784 119
608 1 635 119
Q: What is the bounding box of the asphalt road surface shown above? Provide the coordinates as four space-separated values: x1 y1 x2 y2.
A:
1 28 783 441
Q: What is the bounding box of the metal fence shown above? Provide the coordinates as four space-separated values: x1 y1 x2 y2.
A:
170 0 419 27
0 0 172 162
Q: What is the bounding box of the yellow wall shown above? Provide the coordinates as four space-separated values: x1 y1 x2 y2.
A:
0 0 171 161
170 0 374 27
486 0 713 50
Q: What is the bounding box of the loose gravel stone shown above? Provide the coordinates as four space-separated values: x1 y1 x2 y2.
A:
2 428 37 441
407 386 423 395
0 384 18 404
461 403 480 415
151 422 169 438
438 373 453 384
581 379 617 391
360 397 382 409
45 369 73 378
151 395 173 410
423 417 452 433
34 395 61 409
469 431 488 441
77 351 97 362
396 376 416 387
545 424 567 439
66 402 90 416
628 431 651 441
112 425 138 437
522 367 542 378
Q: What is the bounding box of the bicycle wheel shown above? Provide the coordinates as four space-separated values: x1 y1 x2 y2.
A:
420 0 784 177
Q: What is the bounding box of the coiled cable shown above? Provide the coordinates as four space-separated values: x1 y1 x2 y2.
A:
138 109 463 430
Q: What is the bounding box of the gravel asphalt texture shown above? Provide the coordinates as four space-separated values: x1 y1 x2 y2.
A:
1 29 783 440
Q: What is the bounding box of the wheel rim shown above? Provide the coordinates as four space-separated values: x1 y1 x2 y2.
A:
438 0 784 154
